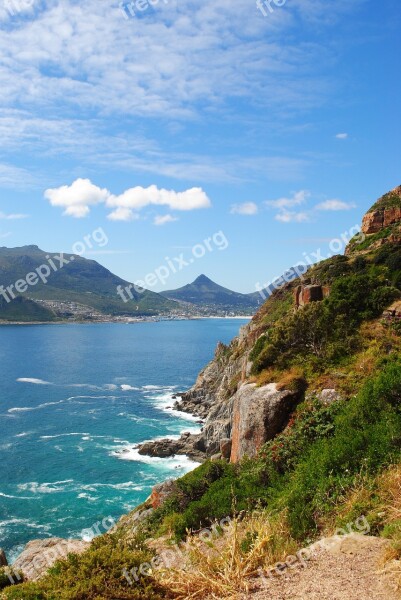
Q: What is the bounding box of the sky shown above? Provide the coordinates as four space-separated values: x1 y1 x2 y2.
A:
0 0 400 294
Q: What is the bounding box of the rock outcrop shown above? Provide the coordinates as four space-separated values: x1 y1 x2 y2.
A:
140 310 305 467
0 548 8 567
294 285 330 309
150 480 178 509
230 383 300 463
361 185 401 234
137 432 206 462
12 538 90 581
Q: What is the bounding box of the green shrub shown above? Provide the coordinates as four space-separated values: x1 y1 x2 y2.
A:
286 361 401 539
2 534 166 600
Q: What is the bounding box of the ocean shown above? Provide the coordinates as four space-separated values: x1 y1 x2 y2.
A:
0 319 249 562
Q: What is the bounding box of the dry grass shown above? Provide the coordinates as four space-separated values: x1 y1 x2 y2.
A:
250 368 279 387
157 511 297 599
380 465 401 525
276 367 306 394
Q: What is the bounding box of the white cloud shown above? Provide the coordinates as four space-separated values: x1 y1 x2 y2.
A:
154 214 179 226
266 190 311 223
230 202 258 216
265 190 310 209
107 207 139 222
0 212 29 220
315 199 356 211
335 133 348 139
107 185 211 212
275 210 310 223
44 178 110 218
44 179 211 219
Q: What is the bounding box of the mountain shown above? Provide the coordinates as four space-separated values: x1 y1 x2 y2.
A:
161 274 260 310
0 245 175 320
4 185 401 599
0 296 56 323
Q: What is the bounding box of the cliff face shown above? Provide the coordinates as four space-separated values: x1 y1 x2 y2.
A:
361 185 401 234
175 319 301 462
174 184 401 465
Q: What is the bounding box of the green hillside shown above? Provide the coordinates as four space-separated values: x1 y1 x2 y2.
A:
0 296 56 323
3 186 401 599
0 246 176 317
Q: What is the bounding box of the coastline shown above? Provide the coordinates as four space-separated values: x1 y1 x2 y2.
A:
0 316 252 326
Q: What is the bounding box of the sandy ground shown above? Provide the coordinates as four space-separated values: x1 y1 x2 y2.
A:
241 535 401 600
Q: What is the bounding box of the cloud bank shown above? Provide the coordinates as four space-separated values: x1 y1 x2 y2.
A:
44 178 211 221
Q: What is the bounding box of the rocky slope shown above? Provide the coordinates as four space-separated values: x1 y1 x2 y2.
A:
3 183 401 599
140 183 401 465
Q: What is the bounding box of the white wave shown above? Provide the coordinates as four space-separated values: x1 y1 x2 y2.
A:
120 384 140 391
0 518 51 532
40 433 90 440
145 390 203 425
0 492 32 500
80 482 145 492
17 378 51 385
111 446 200 474
17 480 74 494
14 431 36 438
142 385 177 391
8 399 66 413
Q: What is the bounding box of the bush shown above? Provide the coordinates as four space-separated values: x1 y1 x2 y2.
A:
286 361 401 539
2 534 167 600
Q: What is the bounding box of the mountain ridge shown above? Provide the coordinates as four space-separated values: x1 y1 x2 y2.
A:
0 245 176 320
161 273 263 310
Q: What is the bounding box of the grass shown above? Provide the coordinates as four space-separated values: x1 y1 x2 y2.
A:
158 511 297 599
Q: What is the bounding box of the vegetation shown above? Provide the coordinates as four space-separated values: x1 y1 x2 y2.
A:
4 201 401 599
0 297 56 323
251 260 400 374
1 534 167 600
0 246 175 317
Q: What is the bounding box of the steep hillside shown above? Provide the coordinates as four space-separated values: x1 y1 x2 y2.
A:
0 246 176 317
3 185 401 600
0 297 56 323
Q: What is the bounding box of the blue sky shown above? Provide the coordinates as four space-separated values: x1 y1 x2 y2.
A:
0 0 400 293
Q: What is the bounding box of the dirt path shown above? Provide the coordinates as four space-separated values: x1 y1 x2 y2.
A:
242 535 401 600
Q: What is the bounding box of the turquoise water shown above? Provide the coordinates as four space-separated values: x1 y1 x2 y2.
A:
0 319 248 562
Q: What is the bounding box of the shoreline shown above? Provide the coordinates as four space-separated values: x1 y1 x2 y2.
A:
0 316 252 326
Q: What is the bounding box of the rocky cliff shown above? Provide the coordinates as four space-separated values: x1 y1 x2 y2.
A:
362 186 401 234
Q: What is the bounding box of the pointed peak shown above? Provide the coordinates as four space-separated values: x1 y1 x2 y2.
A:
193 274 213 285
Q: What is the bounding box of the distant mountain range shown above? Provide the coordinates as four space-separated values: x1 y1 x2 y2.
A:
0 245 175 321
161 274 264 310
0 246 272 322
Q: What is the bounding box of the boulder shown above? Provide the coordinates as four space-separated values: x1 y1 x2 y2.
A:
318 389 341 405
230 383 300 463
220 438 232 460
12 538 90 581
151 480 177 509
295 285 330 309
